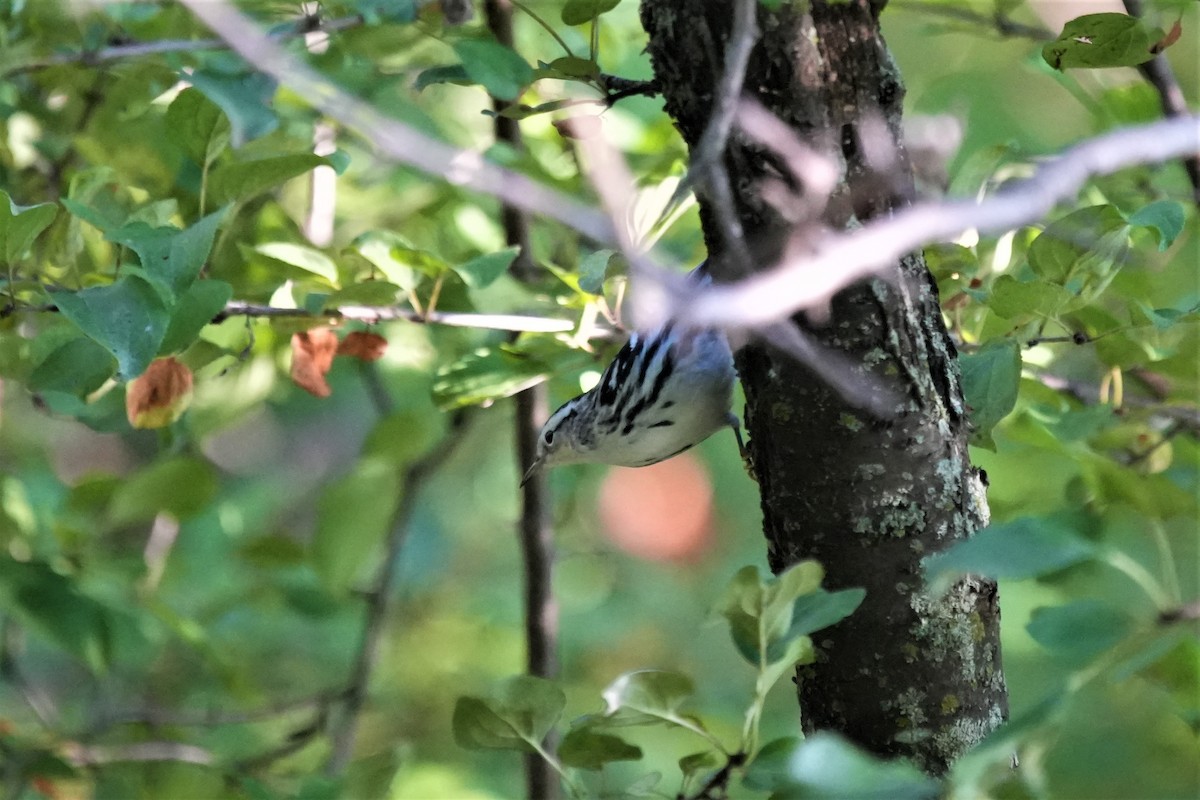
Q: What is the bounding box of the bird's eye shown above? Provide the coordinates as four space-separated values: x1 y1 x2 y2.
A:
543 429 555 445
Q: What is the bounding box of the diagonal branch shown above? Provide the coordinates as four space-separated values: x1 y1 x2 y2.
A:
177 0 615 245
1121 0 1200 203
324 400 471 775
684 114 1200 331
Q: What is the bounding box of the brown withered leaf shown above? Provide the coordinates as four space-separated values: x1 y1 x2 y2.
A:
1151 18 1183 54
126 356 194 429
337 331 388 362
291 328 339 397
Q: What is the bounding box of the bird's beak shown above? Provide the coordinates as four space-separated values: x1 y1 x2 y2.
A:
520 458 543 488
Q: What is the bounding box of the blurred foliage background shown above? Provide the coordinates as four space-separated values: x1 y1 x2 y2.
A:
0 0 1196 798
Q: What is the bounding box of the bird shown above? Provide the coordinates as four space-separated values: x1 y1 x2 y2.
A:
521 266 744 485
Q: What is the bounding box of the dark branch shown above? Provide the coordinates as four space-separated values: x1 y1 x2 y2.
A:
485 2 561 798
324 397 471 775
1122 0 1200 204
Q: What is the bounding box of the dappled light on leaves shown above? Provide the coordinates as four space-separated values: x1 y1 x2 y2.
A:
124 356 193 429
597 454 714 562
290 328 338 397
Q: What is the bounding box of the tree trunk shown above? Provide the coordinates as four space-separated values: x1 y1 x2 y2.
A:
640 0 1007 773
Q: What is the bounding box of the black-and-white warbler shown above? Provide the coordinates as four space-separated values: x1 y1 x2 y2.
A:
521 267 743 485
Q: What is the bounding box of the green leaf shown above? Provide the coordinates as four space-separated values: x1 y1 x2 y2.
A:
1026 600 1136 665
433 345 562 410
784 588 867 640
1028 205 1129 301
165 87 230 167
110 211 225 298
188 68 278 144
0 189 57 263
28 336 115 397
743 736 802 792
0 558 120 673
959 338 1021 450
311 457 401 595
781 732 940 800
601 670 696 728
109 457 219 525
352 0 417 23
542 56 600 80
452 39 534 102
453 675 565 751
256 242 339 285
715 562 835 665
413 64 473 92
989 275 1073 321
558 729 642 770
160 279 233 355
925 516 1097 591
455 246 519 289
1042 13 1157 71
561 0 621 26
209 154 329 206
679 749 721 780
578 249 614 295
323 281 402 308
1127 200 1185 251
52 275 171 379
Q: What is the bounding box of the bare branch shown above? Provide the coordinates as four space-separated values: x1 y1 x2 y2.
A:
88 689 352 734
177 0 615 245
215 301 576 333
684 114 1200 331
484 3 560 797
64 741 215 767
691 0 760 272
324 409 471 774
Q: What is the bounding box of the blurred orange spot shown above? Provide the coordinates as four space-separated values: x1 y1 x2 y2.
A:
597 453 714 562
291 328 339 397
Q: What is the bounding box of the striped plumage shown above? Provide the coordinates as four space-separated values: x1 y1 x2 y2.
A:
522 313 740 483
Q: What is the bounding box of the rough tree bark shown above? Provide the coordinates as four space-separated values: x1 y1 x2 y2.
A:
640 0 1007 773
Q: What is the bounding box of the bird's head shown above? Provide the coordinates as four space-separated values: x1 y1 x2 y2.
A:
520 397 589 486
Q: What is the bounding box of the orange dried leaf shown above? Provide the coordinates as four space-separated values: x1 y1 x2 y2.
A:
126 356 194 429
1151 18 1183 54
338 331 388 362
291 328 339 397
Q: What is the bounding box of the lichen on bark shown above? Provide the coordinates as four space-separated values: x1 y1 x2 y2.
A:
640 0 1008 773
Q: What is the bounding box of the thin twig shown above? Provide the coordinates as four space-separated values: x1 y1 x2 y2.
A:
324 385 471 775
1121 0 1200 204
690 0 759 275
893 0 1051 40
485 3 560 798
63 741 215 767
87 688 352 735
4 13 365 76
214 301 576 333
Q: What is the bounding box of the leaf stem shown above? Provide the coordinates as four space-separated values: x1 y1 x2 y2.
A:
1102 548 1173 610
510 0 574 58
